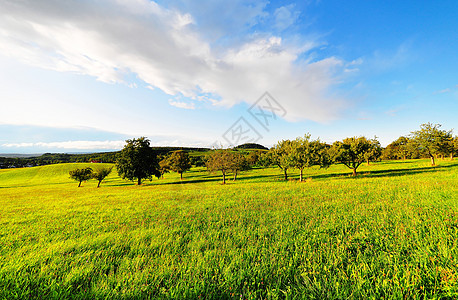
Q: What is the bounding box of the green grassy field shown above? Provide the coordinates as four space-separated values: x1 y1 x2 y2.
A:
0 160 457 299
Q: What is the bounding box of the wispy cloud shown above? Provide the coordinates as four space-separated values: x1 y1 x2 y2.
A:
2 140 126 150
168 99 195 109
0 0 348 123
274 4 300 31
434 88 451 94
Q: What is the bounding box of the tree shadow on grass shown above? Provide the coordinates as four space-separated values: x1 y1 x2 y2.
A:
154 177 222 185
309 163 457 181
360 164 457 179
103 163 458 187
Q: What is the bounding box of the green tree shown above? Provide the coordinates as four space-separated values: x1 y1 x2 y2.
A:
69 167 93 187
289 134 330 181
410 123 453 166
270 139 293 180
159 157 171 179
331 137 373 176
246 150 265 167
364 137 382 165
257 151 272 168
92 166 113 188
116 137 160 185
451 136 458 160
206 149 234 184
190 155 206 167
169 150 192 180
231 152 251 181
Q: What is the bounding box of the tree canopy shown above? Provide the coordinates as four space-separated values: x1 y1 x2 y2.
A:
92 166 113 188
410 123 453 166
168 150 192 180
269 139 293 180
331 137 373 176
206 149 235 184
116 137 160 185
69 167 93 187
289 134 330 181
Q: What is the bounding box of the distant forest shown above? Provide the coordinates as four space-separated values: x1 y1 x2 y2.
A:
0 146 210 169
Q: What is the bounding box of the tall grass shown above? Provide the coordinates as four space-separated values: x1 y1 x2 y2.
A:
0 159 457 298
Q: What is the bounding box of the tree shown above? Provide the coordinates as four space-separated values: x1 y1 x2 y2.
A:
386 136 411 160
410 123 453 166
206 149 234 184
257 151 273 168
190 155 206 167
269 139 293 180
69 167 93 187
289 134 330 181
159 157 171 179
246 151 260 167
331 137 373 176
451 136 458 160
92 166 113 188
168 150 192 180
231 152 251 181
116 137 160 185
363 137 382 165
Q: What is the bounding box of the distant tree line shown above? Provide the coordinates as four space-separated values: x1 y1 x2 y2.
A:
12 123 458 186
0 147 209 169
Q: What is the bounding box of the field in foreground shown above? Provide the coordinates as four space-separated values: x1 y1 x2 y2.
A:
0 160 457 299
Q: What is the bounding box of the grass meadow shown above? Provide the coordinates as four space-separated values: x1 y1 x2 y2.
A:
0 159 457 299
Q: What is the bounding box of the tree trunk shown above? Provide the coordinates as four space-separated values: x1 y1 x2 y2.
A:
352 168 357 177
180 172 183 180
137 177 142 185
367 159 370 165
222 171 226 184
233 171 238 181
97 180 101 188
283 168 288 180
78 180 82 187
451 152 454 160
430 155 435 166
299 169 303 182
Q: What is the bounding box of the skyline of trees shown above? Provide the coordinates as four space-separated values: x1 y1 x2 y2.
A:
7 124 458 186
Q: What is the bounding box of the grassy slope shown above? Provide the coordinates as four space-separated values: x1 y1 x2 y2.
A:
0 160 457 299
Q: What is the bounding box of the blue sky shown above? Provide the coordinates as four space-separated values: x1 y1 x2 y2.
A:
0 0 457 153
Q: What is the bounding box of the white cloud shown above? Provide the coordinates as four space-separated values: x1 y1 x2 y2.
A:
0 0 347 123
168 99 195 109
2 140 126 150
274 5 300 31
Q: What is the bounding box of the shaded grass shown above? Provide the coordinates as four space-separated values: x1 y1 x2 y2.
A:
0 159 457 298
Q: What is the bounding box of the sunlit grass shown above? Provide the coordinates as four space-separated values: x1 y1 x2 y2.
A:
0 159 457 298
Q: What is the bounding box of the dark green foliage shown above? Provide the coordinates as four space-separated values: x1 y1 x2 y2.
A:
233 143 269 150
158 156 171 179
168 150 192 179
69 167 93 187
116 137 160 185
190 155 206 167
92 167 113 188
